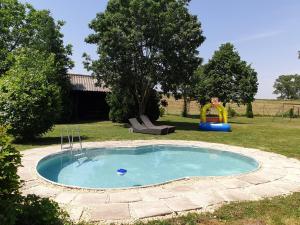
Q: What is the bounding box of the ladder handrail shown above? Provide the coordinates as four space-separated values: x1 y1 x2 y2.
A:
61 126 84 160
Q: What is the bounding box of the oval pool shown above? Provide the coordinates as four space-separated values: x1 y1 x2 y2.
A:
36 145 259 189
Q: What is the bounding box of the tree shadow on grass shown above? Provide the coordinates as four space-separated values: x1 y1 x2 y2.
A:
228 121 251 125
186 114 200 119
14 135 89 148
156 120 199 131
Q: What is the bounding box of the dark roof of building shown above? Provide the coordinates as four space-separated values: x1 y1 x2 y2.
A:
69 74 110 92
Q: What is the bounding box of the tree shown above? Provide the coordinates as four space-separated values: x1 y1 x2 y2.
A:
194 66 210 105
0 0 73 120
85 0 205 116
179 71 201 117
198 43 258 105
273 74 300 99
246 102 254 118
0 49 62 140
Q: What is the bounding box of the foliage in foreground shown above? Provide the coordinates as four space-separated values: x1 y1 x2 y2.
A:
85 0 205 115
132 192 300 225
0 126 75 225
0 49 62 140
0 126 21 225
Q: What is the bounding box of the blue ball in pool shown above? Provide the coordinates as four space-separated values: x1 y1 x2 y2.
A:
117 168 127 176
199 122 231 132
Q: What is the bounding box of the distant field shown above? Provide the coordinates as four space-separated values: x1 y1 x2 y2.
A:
164 97 300 117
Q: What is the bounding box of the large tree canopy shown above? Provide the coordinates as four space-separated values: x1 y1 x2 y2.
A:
0 49 62 140
0 0 73 120
85 0 205 115
197 43 258 105
273 74 300 99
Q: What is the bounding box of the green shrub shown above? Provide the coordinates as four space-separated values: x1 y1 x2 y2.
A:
228 105 238 117
289 108 294 118
0 49 62 140
246 102 254 118
15 195 71 225
107 88 160 122
106 88 138 123
0 126 22 225
159 107 166 117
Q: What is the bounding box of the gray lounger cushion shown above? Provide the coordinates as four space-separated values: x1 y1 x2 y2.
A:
128 118 168 135
140 115 176 133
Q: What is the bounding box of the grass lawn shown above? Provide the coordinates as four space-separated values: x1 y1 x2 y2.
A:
15 115 300 225
15 115 300 159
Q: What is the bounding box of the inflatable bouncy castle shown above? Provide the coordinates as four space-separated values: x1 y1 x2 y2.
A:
199 98 231 132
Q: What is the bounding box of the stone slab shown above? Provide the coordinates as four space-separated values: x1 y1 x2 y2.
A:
217 178 251 189
109 191 141 203
238 174 271 185
18 168 35 181
55 192 78 204
22 185 60 198
66 206 84 222
89 203 130 221
166 185 196 193
191 180 221 190
139 189 175 201
217 189 259 201
72 193 108 205
164 197 201 212
130 201 173 219
245 183 287 198
270 180 300 192
185 190 226 207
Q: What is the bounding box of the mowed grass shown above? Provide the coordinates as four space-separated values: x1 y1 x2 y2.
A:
15 115 300 159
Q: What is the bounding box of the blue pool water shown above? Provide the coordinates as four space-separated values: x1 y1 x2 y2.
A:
37 145 259 189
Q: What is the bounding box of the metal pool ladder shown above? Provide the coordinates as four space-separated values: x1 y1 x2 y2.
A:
61 127 85 159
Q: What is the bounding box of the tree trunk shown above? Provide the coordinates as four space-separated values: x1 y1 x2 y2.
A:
182 95 189 117
138 101 146 116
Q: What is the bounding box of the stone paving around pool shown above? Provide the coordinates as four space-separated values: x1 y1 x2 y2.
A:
19 140 300 224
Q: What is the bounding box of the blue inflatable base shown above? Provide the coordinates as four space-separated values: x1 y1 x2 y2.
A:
199 122 231 132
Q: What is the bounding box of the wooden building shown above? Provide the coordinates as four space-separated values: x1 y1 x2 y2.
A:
69 74 110 121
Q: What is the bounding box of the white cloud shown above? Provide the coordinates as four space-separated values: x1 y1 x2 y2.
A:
233 30 284 44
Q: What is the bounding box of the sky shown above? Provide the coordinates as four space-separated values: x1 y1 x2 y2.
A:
19 0 300 99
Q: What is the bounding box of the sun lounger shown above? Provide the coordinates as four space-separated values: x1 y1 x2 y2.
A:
128 118 168 135
140 115 176 133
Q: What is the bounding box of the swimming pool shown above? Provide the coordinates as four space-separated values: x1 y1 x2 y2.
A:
36 145 259 189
